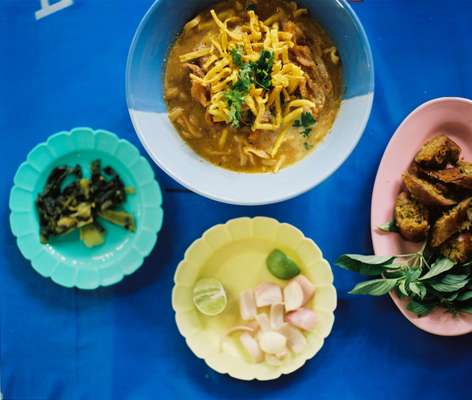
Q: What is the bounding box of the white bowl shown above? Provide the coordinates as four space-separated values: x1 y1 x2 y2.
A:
126 0 374 205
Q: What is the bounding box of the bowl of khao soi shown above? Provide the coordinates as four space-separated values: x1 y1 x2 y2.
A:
126 0 374 205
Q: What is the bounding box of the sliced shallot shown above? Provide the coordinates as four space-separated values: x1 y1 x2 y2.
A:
279 325 307 353
255 283 283 307
255 313 271 331
240 289 257 321
293 275 315 305
258 331 287 354
270 303 285 330
240 332 264 363
223 325 255 337
283 280 304 312
286 307 317 331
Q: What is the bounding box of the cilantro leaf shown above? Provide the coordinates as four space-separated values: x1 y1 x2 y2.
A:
224 50 274 127
231 47 244 68
293 112 316 137
225 89 245 128
252 50 274 90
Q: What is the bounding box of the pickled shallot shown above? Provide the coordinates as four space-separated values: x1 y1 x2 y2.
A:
258 331 287 354
286 308 317 331
226 270 318 364
240 289 257 320
283 280 305 312
240 333 264 363
293 275 316 305
254 283 283 307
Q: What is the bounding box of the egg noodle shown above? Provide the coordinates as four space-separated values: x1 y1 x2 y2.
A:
179 3 330 158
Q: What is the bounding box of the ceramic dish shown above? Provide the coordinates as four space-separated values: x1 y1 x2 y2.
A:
9 127 164 289
371 97 472 336
172 217 336 380
126 0 374 205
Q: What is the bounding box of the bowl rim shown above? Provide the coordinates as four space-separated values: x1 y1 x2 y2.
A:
9 127 164 289
370 96 472 336
125 0 375 205
171 216 337 380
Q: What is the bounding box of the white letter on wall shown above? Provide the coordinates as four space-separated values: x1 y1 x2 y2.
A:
35 0 74 20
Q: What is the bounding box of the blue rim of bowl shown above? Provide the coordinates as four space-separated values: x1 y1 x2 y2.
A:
9 127 164 289
125 0 375 205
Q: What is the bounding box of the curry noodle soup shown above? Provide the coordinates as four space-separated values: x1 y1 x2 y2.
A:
164 0 342 173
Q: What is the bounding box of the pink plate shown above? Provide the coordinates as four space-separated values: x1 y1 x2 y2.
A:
371 97 472 336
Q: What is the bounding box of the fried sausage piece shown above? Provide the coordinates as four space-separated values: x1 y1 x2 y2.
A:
414 135 461 169
440 232 472 263
431 197 472 247
425 162 472 190
394 192 430 241
403 173 457 207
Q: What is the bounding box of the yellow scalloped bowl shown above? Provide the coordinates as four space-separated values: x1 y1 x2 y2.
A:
172 217 336 381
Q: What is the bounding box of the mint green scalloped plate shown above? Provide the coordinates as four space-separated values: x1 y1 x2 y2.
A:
9 127 163 289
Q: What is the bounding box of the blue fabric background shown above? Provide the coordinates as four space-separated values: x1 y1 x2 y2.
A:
1 0 471 399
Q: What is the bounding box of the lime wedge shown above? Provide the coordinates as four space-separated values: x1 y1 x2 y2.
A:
266 249 301 280
192 278 227 316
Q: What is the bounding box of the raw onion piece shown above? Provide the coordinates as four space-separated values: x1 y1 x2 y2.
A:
240 332 264 363
240 289 257 321
258 331 287 354
270 303 285 330
220 325 256 351
223 325 256 337
286 307 317 331
283 280 304 312
279 325 307 353
255 313 271 331
293 275 315 305
255 283 283 307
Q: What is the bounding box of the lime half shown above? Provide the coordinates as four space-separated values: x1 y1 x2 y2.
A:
192 278 227 316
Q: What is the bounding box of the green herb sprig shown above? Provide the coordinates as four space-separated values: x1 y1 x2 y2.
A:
336 249 472 317
293 112 316 137
225 48 274 127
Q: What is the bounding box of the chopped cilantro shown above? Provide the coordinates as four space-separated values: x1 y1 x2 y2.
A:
246 3 257 12
224 50 275 127
253 50 274 90
231 47 244 68
293 112 316 137
304 142 313 150
225 90 245 128
301 127 312 137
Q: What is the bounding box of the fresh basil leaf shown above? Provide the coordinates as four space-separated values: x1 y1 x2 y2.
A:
429 274 469 292
339 254 395 265
443 292 461 301
336 255 398 276
378 220 399 233
398 279 409 297
349 278 399 296
457 291 472 301
462 260 472 267
404 268 422 282
419 258 456 281
459 306 472 315
407 300 435 317
409 282 426 299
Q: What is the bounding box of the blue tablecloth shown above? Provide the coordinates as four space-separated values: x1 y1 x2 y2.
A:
1 1 472 399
